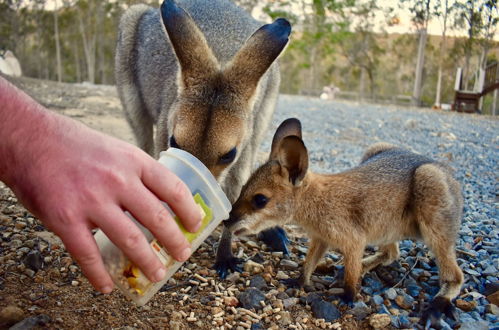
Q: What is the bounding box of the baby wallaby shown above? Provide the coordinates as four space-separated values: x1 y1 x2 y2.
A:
225 118 464 325
115 0 292 276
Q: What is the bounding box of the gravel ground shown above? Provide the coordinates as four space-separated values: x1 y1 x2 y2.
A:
0 78 498 330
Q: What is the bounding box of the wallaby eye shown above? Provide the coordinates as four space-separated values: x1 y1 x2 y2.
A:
252 194 269 209
219 147 237 164
170 136 180 149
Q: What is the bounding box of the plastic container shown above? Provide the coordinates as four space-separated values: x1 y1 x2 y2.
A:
94 148 231 306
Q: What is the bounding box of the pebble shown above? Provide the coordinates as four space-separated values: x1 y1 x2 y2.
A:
276 271 289 280
310 300 340 322
244 260 264 274
369 313 391 329
0 305 25 326
238 288 266 310
9 314 51 330
394 293 414 309
348 301 371 320
226 272 240 283
249 275 267 290
458 320 490 330
282 298 298 309
456 299 477 312
384 287 397 300
23 250 43 271
279 259 298 270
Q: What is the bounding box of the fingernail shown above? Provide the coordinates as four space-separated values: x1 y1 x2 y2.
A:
101 286 113 294
154 267 166 282
178 247 191 261
193 221 201 232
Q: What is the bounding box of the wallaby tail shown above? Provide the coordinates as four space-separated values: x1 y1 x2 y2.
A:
115 4 150 86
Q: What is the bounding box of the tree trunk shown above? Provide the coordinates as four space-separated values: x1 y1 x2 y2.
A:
54 1 62 83
412 28 427 107
434 0 448 108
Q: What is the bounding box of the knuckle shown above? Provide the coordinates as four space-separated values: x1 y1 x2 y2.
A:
150 206 170 230
76 252 101 268
170 179 188 204
123 230 144 251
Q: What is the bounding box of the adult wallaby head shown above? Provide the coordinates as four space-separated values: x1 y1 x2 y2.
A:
159 0 291 179
116 0 292 278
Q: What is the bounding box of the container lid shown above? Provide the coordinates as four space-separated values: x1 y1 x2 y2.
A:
159 148 231 215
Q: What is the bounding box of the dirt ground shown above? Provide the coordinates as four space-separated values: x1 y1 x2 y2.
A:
0 76 369 330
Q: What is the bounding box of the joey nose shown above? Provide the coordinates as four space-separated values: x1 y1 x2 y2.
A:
223 212 239 228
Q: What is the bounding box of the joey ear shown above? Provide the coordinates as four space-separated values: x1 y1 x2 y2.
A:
160 0 219 88
276 136 308 186
270 118 302 160
224 18 291 98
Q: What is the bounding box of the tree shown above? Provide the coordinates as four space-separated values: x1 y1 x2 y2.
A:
434 0 455 108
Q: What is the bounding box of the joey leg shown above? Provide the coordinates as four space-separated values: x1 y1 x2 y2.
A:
213 226 243 279
257 226 290 255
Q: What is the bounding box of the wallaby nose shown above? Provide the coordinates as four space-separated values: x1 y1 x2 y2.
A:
222 211 238 228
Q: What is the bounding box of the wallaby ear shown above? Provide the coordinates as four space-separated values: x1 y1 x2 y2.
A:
270 118 302 160
160 0 219 88
224 18 291 98
276 136 308 186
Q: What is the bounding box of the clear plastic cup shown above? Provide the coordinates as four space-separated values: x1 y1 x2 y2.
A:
94 148 231 306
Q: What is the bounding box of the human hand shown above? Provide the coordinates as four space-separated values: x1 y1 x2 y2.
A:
0 79 201 293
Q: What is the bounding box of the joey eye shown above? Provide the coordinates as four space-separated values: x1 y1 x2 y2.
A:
252 194 269 209
219 147 237 164
170 136 180 149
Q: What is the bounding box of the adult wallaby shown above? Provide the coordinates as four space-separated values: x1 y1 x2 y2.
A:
114 0 292 277
225 118 464 327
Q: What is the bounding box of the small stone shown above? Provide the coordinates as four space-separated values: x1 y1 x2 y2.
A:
384 288 397 300
244 260 264 275
223 296 239 307
71 280 79 286
226 272 240 283
348 301 371 320
394 293 414 309
14 222 27 230
24 269 35 277
485 304 499 316
369 313 391 329
0 305 25 327
371 295 384 306
23 250 43 271
250 275 267 290
482 265 498 276
8 314 50 330
279 259 298 270
458 320 489 330
310 300 341 322
9 239 22 248
487 290 499 305
43 256 53 264
282 297 298 309
238 288 266 310
276 271 289 280
278 311 292 326
456 299 477 312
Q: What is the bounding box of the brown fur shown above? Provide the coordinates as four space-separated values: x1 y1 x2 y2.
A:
225 118 464 320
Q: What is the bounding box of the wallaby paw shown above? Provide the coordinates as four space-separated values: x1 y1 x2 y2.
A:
421 296 458 329
257 226 290 254
213 256 243 279
340 288 356 306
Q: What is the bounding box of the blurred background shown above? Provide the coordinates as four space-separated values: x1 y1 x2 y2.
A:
0 0 497 113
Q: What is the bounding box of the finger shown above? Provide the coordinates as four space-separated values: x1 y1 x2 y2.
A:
141 160 202 233
122 182 192 262
95 205 167 283
58 224 114 293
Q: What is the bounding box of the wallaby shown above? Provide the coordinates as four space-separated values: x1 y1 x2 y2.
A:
224 118 464 326
114 0 292 277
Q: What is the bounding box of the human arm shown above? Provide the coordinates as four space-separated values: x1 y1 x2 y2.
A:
0 76 201 293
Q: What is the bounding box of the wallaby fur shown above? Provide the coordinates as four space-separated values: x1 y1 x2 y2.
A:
225 118 464 323
115 0 290 203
